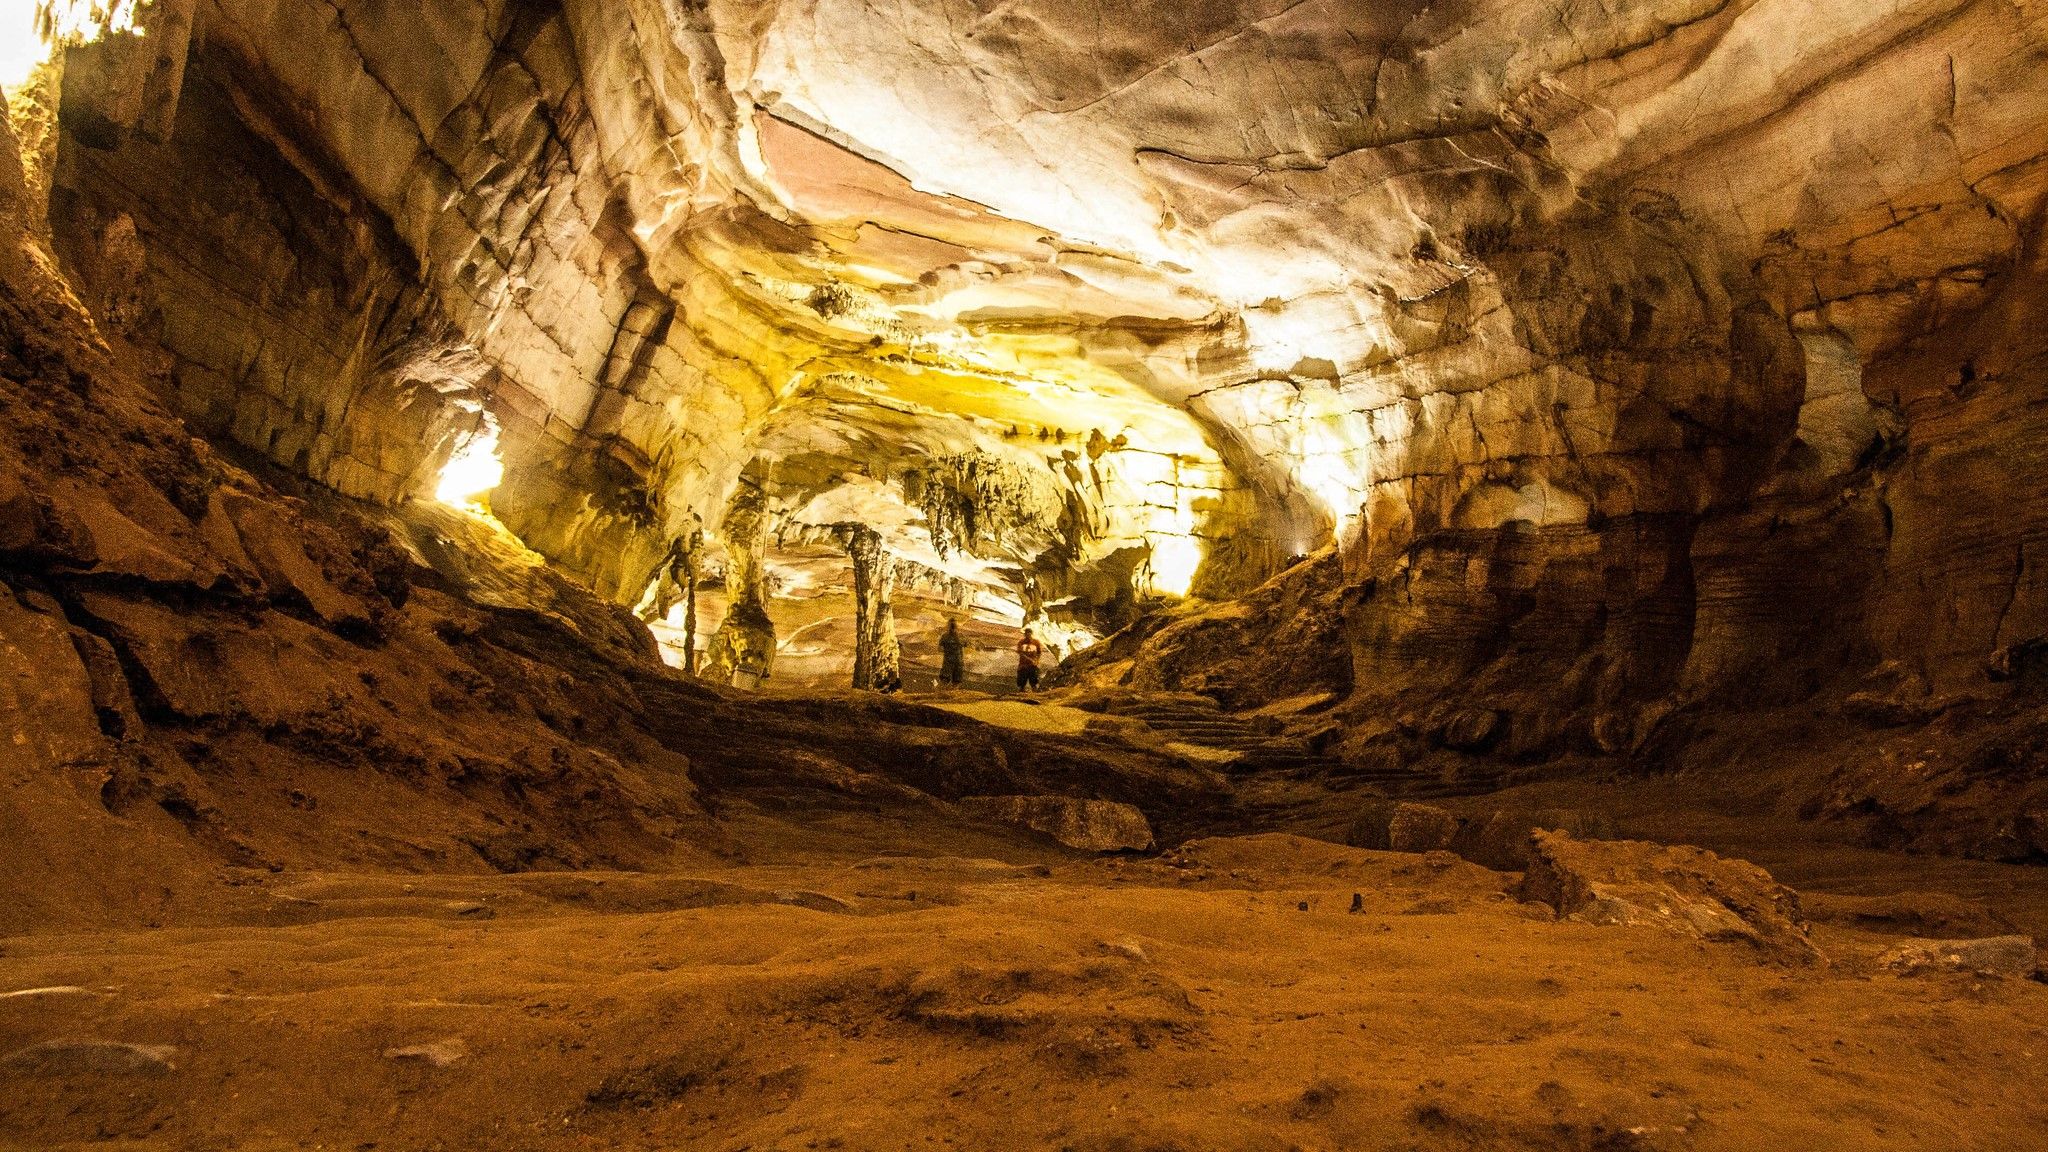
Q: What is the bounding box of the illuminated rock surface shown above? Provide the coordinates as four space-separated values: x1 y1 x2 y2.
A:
5 1 2048 1147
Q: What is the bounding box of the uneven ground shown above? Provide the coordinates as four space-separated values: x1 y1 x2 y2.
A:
6 787 2048 1152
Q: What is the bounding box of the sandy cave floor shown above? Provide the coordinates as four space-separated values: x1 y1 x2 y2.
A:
4 796 2048 1152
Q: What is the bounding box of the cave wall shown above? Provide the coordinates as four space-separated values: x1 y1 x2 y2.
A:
1863 222 2048 691
25 0 2048 731
49 0 782 604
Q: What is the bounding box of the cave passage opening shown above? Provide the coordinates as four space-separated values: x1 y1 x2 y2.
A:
621 364 1254 692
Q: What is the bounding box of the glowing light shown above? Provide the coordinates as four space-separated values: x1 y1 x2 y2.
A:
1296 421 1368 540
1145 535 1202 598
435 418 504 508
2 1 143 93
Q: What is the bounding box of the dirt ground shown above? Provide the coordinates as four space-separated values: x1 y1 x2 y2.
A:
5 803 2046 1152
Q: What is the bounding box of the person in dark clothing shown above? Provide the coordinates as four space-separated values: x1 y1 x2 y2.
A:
1015 628 1043 692
939 619 965 687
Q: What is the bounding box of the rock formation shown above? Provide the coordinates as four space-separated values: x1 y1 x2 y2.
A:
839 521 899 690
7 4 2048 1145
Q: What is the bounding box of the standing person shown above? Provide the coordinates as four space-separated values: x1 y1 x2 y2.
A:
1015 627 1043 693
939 619 965 687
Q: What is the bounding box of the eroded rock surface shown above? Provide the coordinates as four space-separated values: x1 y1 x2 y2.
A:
1878 936 2041 980
1520 831 1822 964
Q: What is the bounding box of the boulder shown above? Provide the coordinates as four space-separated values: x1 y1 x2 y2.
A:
222 494 370 629
0 588 107 770
1877 936 2039 979
1519 831 1821 964
1386 803 1461 854
0 464 40 552
1456 809 1617 871
45 485 206 587
957 795 1154 852
1349 801 1615 871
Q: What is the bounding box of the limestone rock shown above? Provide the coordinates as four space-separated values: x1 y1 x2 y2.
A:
1877 937 2040 980
1386 803 1461 855
0 587 106 771
1349 802 1615 872
221 494 371 630
383 1038 468 1067
3 1040 177 1076
1519 832 1821 964
44 485 205 587
957 795 1154 853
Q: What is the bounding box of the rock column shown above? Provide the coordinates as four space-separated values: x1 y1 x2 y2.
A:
642 527 704 672
842 524 900 690
703 486 775 683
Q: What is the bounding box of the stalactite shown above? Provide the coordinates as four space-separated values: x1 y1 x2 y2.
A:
913 452 1058 560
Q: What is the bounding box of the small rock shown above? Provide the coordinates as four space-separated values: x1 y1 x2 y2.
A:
1436 708 1502 751
1842 691 1950 728
383 1038 468 1067
3 1039 176 1076
1098 939 1148 962
1877 936 2038 979
771 889 858 913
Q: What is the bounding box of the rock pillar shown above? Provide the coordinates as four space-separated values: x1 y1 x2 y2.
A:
641 527 704 673
842 524 900 690
703 486 775 684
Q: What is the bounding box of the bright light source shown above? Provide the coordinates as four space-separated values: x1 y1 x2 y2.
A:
0 3 43 92
1146 534 1201 598
1 1 143 93
435 418 504 508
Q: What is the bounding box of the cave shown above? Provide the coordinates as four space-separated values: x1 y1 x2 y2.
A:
3 0 2047 1146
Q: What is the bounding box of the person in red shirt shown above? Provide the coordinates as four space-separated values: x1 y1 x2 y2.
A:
1015 628 1043 692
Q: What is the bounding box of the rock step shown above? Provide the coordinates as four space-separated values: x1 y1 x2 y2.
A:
1166 733 1306 748
1180 737 1300 751
1321 764 1510 799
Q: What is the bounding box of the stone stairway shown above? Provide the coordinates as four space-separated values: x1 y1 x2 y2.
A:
1318 756 1512 800
1100 695 1322 773
1101 693 1513 799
